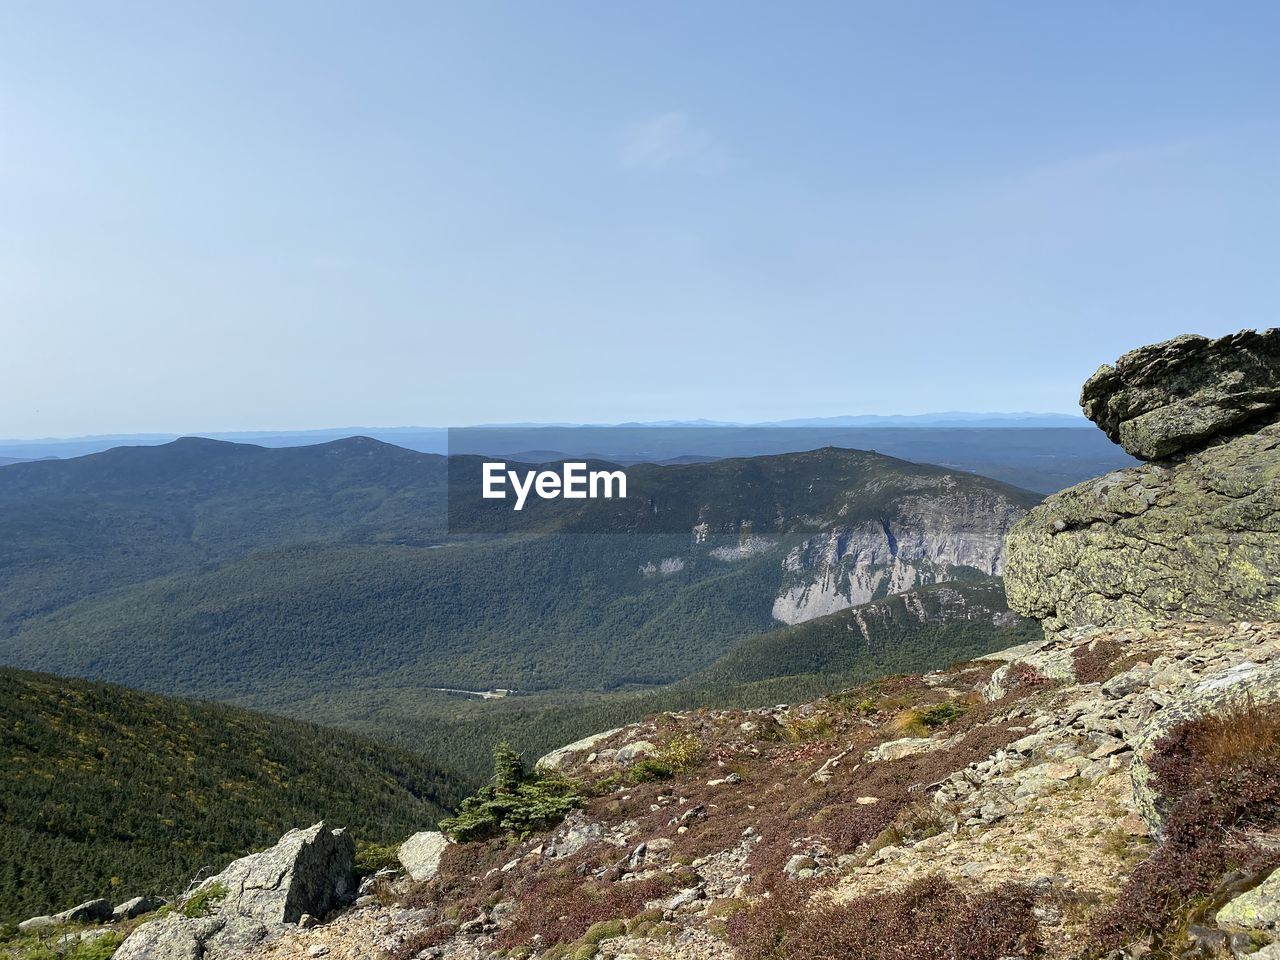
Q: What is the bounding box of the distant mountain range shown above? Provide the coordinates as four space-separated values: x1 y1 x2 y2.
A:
0 412 1087 459
0 413 1129 493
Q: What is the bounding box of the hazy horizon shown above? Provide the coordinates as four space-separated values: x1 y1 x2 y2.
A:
0 410 1097 445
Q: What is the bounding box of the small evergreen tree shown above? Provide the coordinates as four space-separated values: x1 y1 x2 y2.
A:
492 741 524 793
438 742 584 843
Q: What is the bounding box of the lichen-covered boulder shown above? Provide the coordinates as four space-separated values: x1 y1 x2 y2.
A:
1005 419 1280 633
1218 866 1280 931
1006 328 1280 637
1081 328 1280 460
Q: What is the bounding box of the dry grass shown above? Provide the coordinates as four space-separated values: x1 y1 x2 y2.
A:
1072 639 1145 685
726 875 1041 960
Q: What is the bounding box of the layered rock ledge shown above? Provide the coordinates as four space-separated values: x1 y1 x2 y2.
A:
1007 329 1280 635
1081 328 1280 461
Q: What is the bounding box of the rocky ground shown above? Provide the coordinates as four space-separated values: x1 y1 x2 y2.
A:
193 618 1276 960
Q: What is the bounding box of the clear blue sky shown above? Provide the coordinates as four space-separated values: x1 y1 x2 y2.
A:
3 1 1278 436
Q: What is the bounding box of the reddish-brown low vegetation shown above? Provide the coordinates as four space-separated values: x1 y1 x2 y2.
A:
1072 639 1145 685
1088 698 1280 955
396 662 1053 955
726 874 1041 960
494 869 689 950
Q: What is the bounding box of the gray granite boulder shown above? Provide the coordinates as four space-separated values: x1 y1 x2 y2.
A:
397 831 449 882
536 727 623 771
206 822 354 924
113 895 166 921
56 898 112 924
115 822 354 960
1006 329 1280 637
1081 328 1280 460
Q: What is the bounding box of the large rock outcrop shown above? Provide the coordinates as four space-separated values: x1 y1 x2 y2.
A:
1006 329 1280 635
115 822 354 960
1080 328 1280 461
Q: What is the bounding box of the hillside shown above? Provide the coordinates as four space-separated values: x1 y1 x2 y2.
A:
691 579 1041 688
0 436 448 637
268 617 1272 960
311 580 1039 781
0 442 1037 763
0 667 467 923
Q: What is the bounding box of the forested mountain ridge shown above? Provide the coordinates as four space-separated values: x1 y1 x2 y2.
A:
0 666 466 923
0 439 1039 781
0 436 448 637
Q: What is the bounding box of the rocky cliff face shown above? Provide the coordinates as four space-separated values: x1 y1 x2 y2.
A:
840 581 1023 644
775 482 1030 624
1006 329 1280 635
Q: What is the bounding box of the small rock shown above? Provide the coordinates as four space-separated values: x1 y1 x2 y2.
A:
55 899 113 925
1088 736 1129 759
112 896 165 922
398 831 449 883
866 737 936 762
784 855 818 879
1041 762 1079 780
665 886 705 910
615 741 657 765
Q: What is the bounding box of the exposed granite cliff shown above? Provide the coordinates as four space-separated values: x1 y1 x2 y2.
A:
775 481 1031 624
1006 329 1280 634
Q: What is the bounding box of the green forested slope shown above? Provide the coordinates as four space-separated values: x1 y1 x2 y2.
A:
0 436 447 637
0 668 466 923
0 440 1036 710
0 535 784 700
691 580 1041 687
291 581 1040 780
0 438 1042 793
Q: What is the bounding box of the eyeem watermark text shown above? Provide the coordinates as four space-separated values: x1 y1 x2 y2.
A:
482 462 627 511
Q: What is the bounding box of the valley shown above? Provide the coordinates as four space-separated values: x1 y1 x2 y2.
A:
0 440 1040 782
